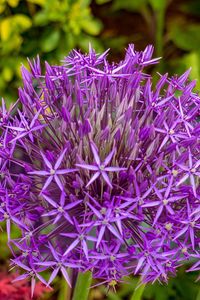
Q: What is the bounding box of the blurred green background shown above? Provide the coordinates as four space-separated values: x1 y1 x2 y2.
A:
0 0 200 299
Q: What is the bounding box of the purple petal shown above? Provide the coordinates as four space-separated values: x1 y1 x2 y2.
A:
63 239 79 256
153 205 163 225
96 225 106 248
86 172 100 187
48 267 59 285
103 148 115 166
104 166 127 172
101 171 112 188
61 267 71 287
55 148 67 169
75 164 98 171
56 168 77 174
91 143 101 165
40 151 52 169
42 194 57 208
42 176 53 191
54 174 64 191
28 170 49 176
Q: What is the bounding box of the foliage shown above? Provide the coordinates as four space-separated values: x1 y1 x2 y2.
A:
0 0 103 101
2 0 200 102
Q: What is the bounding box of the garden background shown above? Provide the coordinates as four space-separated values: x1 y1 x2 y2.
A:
0 0 200 299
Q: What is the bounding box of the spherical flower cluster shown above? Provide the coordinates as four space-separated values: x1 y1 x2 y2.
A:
0 45 199 290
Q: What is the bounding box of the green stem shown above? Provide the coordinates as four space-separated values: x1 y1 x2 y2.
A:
72 271 92 300
130 279 146 300
58 276 71 300
196 287 200 300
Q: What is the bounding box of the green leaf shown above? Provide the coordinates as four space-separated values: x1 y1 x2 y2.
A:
149 0 167 11
27 0 46 6
14 14 32 31
2 67 13 82
8 0 20 7
34 11 49 26
196 288 200 300
181 0 200 16
72 272 92 300
96 0 111 4
58 276 70 300
81 18 102 35
113 0 148 11
183 52 200 87
130 282 146 300
41 30 60 52
170 24 200 51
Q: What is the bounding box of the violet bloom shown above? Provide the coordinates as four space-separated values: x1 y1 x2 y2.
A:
0 45 199 291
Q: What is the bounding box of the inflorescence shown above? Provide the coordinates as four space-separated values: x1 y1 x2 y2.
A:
0 45 199 292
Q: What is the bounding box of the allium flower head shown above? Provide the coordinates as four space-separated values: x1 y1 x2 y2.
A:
0 45 200 290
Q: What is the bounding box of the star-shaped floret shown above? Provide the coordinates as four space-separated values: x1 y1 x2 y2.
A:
28 148 77 191
76 143 126 188
42 191 82 224
176 149 200 196
7 109 46 143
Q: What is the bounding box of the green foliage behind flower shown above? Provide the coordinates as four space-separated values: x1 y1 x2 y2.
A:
0 0 103 102
2 0 200 103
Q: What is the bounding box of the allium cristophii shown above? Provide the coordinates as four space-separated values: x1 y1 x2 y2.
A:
0 45 200 291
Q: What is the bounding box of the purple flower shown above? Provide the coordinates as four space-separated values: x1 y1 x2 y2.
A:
28 148 77 192
76 142 126 188
0 44 199 290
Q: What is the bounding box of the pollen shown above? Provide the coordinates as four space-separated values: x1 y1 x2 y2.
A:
163 199 168 206
165 222 173 231
181 247 187 254
50 169 56 175
109 280 117 286
169 129 175 135
3 212 9 219
100 207 107 215
110 255 116 261
58 206 64 213
172 169 178 176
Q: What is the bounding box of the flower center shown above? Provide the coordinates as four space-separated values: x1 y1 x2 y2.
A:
57 262 62 267
138 198 144 205
58 206 64 213
165 222 173 231
190 168 196 173
114 207 120 214
163 199 168 206
109 280 117 286
3 212 9 219
102 218 108 225
79 234 84 241
110 255 116 261
29 271 34 277
99 165 105 171
50 169 55 175
172 169 178 177
100 207 106 215
181 247 187 254
169 129 175 135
